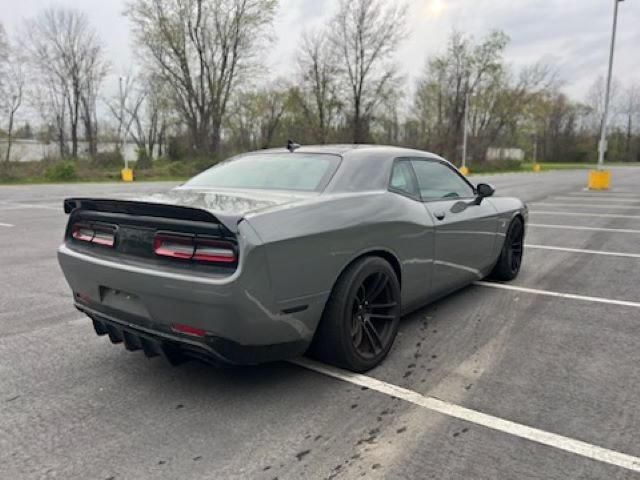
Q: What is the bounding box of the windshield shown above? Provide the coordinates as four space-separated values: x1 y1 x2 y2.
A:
184 153 341 192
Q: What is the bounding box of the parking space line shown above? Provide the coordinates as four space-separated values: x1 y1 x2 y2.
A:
573 191 640 198
553 197 640 204
292 358 640 474
0 201 60 211
0 222 15 228
530 211 640 220
534 203 640 210
529 224 640 234
526 244 640 259
474 281 640 309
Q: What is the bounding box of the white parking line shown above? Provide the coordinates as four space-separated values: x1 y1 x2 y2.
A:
573 191 640 198
526 244 640 259
292 358 640 474
535 203 640 210
473 281 640 309
0 202 60 211
0 222 15 228
530 211 640 220
553 197 640 204
529 224 640 234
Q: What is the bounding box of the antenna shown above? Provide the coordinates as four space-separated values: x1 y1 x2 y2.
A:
287 139 301 152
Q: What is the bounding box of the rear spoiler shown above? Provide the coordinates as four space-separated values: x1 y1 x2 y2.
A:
63 198 242 234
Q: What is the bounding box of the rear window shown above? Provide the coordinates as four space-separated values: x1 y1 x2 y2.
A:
184 153 341 192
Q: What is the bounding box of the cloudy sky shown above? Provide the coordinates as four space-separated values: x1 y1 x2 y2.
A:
2 0 639 101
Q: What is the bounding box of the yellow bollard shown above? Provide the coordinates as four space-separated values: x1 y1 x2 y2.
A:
121 168 134 182
587 170 610 190
459 166 469 176
533 163 541 172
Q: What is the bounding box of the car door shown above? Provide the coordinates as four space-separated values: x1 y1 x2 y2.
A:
410 158 499 296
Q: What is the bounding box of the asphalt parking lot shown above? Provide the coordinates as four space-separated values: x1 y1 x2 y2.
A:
1 168 640 480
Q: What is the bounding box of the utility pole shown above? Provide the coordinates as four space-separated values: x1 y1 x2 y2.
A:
597 0 623 169
119 76 128 171
460 92 469 175
589 0 624 190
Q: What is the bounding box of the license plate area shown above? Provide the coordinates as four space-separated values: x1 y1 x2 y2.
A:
99 287 149 319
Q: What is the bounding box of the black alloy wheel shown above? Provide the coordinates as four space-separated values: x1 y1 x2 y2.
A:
490 217 525 281
311 256 401 372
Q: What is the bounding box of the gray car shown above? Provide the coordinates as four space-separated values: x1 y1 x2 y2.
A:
58 145 527 372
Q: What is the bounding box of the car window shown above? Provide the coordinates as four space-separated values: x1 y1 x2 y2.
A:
389 160 418 197
410 160 475 200
184 153 341 192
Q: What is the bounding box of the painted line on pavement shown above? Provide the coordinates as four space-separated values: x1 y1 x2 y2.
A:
530 211 640 220
474 281 640 309
574 191 640 198
534 203 640 210
552 196 640 204
526 244 640 259
0 222 15 228
292 357 640 474
0 202 60 211
529 224 640 234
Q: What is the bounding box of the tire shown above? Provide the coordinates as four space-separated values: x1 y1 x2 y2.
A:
490 217 524 281
310 256 401 372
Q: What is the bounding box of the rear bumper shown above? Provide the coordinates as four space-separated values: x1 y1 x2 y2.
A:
58 243 329 364
81 305 307 366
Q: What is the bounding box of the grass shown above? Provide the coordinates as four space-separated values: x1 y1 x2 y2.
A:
0 158 196 185
467 161 640 175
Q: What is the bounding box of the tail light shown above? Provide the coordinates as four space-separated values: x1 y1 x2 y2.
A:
193 239 237 263
71 223 116 247
153 232 237 265
153 234 194 259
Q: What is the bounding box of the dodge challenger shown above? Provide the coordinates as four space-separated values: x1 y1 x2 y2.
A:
58 144 527 372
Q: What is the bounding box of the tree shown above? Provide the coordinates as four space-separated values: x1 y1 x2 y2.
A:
107 73 173 165
294 30 341 144
226 82 290 151
0 23 25 163
411 31 553 163
331 0 407 143
584 76 620 136
126 0 277 157
619 83 640 162
24 7 107 158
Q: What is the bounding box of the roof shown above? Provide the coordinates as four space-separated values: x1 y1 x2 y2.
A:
261 144 442 159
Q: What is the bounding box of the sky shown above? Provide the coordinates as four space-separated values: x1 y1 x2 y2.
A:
2 0 639 103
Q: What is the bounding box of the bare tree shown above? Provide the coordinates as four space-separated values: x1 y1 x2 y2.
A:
106 74 142 152
0 24 25 163
0 23 8 86
107 73 172 165
226 82 289 151
24 7 107 158
295 29 341 144
81 47 108 157
585 76 620 136
619 83 640 161
126 0 277 156
331 0 407 143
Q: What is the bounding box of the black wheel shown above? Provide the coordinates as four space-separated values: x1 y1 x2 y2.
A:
490 217 524 281
310 257 401 372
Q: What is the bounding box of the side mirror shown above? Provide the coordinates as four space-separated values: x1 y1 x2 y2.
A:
475 183 495 204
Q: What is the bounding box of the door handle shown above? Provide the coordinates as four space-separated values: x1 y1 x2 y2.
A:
434 211 446 221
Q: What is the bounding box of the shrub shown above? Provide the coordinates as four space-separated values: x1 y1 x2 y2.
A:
92 150 124 168
136 148 152 169
45 161 77 181
167 136 190 161
470 159 522 173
